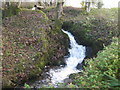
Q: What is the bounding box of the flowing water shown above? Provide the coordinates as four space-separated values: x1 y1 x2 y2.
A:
31 29 86 87
49 29 86 84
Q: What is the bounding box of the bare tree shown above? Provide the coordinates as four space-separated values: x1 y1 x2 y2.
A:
50 0 53 6
85 0 91 12
2 0 11 9
97 0 104 9
83 0 103 12
2 0 23 8
18 0 22 8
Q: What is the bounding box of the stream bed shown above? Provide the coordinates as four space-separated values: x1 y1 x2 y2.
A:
30 29 86 88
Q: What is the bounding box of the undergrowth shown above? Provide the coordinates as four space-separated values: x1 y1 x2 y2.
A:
72 37 120 88
2 9 67 88
2 4 21 19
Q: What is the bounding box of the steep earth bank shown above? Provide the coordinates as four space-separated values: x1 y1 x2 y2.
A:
2 7 118 88
2 10 68 88
62 7 119 88
43 7 119 88
62 7 118 58
43 7 118 58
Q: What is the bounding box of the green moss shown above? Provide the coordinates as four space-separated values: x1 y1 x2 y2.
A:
62 12 118 56
2 9 52 87
2 4 21 19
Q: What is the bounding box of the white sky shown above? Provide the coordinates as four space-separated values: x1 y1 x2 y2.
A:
102 0 119 8
65 0 119 8
3 0 119 8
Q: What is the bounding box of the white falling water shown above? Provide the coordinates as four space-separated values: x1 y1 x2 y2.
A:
49 29 86 84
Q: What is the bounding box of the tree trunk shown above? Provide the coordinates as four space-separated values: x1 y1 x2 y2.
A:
5 2 10 9
85 1 91 12
18 0 22 8
56 1 64 19
50 0 52 6
11 2 19 8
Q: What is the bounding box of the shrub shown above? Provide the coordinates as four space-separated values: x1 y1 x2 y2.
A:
73 37 119 88
2 3 21 19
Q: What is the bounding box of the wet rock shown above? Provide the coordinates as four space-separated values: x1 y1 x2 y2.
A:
76 63 82 70
85 46 93 58
64 78 72 84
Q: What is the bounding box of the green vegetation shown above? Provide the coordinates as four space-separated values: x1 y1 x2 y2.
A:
2 4 21 19
72 37 119 88
62 7 119 88
42 7 119 88
24 83 31 88
2 4 119 88
63 8 118 56
41 37 119 88
2 9 68 88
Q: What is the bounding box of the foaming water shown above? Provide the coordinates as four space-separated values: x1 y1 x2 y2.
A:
49 29 86 84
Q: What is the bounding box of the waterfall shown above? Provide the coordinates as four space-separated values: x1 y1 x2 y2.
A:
49 29 86 84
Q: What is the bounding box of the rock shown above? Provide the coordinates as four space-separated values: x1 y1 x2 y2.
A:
85 46 93 58
76 63 82 70
64 78 72 84
34 5 44 10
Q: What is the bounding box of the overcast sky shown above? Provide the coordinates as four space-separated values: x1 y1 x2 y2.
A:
102 0 119 8
1 0 119 8
65 0 119 8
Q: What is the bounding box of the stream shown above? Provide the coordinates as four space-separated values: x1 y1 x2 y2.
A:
31 29 86 88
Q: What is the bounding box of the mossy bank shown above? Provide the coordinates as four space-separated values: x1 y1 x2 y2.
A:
43 7 119 88
62 8 118 57
2 6 119 88
62 8 119 88
2 9 68 88
42 7 118 57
